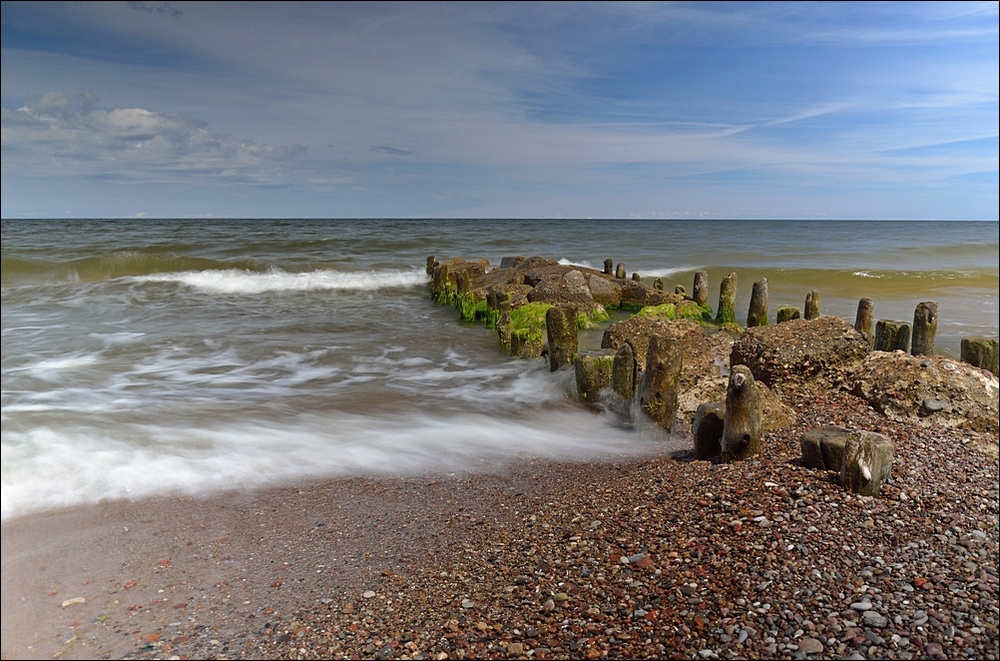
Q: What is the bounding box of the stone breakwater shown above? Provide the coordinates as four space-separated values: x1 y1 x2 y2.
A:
427 254 999 446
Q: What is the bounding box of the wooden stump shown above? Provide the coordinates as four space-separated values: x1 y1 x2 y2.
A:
426 255 438 275
804 290 821 320
776 306 800 323
961 336 999 376
545 306 578 372
841 431 894 497
603 258 613 275
721 365 762 462
715 272 737 325
575 350 615 404
639 336 682 432
747 278 769 327
693 270 708 306
612 341 638 402
854 298 875 346
615 263 626 279
911 301 938 357
653 278 663 291
873 319 910 352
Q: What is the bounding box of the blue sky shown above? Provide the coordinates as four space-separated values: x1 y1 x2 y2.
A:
1 1 997 219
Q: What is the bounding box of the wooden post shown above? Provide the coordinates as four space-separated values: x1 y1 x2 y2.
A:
693 270 708 306
715 272 737 325
653 278 663 291
961 337 999 376
911 301 938 357
873 320 910 352
746 278 769 327
639 336 682 433
721 365 762 462
854 298 875 346
804 290 821 320
612 340 638 402
615 263 626 279
603 258 613 275
545 306 578 372
776 306 800 323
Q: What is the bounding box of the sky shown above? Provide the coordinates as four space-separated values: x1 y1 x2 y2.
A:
1 1 997 220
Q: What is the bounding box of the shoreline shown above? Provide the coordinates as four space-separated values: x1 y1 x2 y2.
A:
2 385 997 660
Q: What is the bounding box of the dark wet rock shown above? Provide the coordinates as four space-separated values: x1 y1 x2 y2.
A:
692 402 725 460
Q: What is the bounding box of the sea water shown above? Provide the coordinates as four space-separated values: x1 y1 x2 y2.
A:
2 219 997 520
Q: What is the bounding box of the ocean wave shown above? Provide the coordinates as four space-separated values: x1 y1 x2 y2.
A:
131 267 430 294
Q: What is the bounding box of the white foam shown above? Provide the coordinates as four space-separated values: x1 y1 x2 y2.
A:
132 268 430 295
0 409 661 520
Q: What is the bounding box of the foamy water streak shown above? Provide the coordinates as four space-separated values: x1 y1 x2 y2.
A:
132 267 429 294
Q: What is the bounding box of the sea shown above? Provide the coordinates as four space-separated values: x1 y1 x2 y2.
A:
2 218 997 521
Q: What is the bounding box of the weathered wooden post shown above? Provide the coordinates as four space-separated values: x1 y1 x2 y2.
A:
631 272 641 282
961 337 999 376
426 255 438 275
653 278 663 291
840 431 894 497
721 365 762 462
873 320 910 352
715 272 737 325
854 298 875 346
611 340 638 402
639 336 682 432
747 278 769 327
674 284 686 296
776 306 800 323
604 259 614 275
804 290 821 320
911 301 938 357
693 270 708 307
545 306 578 372
575 350 615 404
615 263 626 279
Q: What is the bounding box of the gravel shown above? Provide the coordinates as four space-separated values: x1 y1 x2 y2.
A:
2 383 997 660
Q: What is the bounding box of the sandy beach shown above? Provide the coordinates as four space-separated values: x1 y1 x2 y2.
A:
2 383 997 661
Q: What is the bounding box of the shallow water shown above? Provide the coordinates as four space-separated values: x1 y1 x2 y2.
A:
2 218 997 519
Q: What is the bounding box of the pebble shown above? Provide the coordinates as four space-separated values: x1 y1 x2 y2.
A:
850 601 873 611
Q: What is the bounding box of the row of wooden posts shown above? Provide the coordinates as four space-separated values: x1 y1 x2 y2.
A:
601 261 998 375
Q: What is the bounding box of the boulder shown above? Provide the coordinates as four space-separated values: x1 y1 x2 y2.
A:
586 273 623 307
616 280 683 309
730 316 869 389
849 352 999 435
528 269 595 307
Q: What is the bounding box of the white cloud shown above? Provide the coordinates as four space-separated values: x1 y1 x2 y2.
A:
1 93 305 182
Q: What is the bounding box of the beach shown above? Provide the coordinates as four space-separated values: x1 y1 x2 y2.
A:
3 379 997 660
2 218 998 659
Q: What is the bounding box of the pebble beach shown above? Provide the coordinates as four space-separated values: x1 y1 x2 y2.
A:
2 381 997 661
